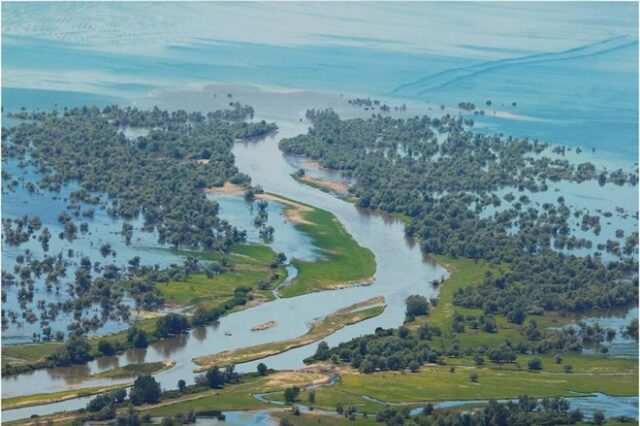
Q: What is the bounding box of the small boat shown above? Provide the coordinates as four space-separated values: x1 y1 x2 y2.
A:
224 331 232 336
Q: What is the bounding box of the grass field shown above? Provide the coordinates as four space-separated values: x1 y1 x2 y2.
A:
277 200 376 298
303 358 637 408
2 341 64 365
194 297 385 369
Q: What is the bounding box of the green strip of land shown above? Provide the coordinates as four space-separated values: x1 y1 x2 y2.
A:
267 195 375 298
194 297 386 370
2 383 129 410
90 360 175 379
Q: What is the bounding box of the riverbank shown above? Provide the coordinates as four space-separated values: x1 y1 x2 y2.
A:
193 297 385 370
291 172 350 194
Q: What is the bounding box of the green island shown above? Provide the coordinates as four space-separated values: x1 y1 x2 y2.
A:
158 243 289 310
90 360 176 379
274 197 376 298
194 296 386 369
205 186 377 298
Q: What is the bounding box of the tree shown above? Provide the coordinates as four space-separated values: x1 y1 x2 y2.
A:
469 372 479 382
50 335 92 366
473 353 485 365
528 358 543 371
257 363 268 376
593 410 605 425
177 379 186 392
130 375 161 405
408 360 420 372
127 327 148 349
155 313 190 337
314 341 330 360
405 295 429 317
283 386 300 403
87 389 126 413
308 390 316 403
563 364 573 373
205 367 226 389
98 339 115 356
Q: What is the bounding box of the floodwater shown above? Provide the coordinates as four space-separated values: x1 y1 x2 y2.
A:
2 86 638 421
2 2 638 421
0 109 445 409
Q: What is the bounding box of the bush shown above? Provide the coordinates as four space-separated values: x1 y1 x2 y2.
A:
49 335 92 366
405 295 429 317
127 327 148 349
98 339 115 356
130 375 161 405
527 358 543 370
284 386 300 403
593 410 605 425
257 363 268 376
155 313 190 337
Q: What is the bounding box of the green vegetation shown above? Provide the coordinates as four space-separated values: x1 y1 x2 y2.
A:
2 243 287 376
194 297 385 369
130 375 162 405
422 255 508 329
91 361 174 379
300 256 637 414
280 110 638 318
158 244 287 309
2 318 158 375
2 383 128 410
302 357 636 409
275 197 376 297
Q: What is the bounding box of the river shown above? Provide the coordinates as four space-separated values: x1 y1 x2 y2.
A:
1 109 448 421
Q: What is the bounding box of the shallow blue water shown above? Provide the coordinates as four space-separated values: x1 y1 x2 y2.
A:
2 3 638 161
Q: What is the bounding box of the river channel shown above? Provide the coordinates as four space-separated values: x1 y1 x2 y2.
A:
2 111 447 420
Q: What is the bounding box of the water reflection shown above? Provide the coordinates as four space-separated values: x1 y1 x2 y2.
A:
193 326 208 342
124 348 148 365
152 334 189 358
95 355 120 370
